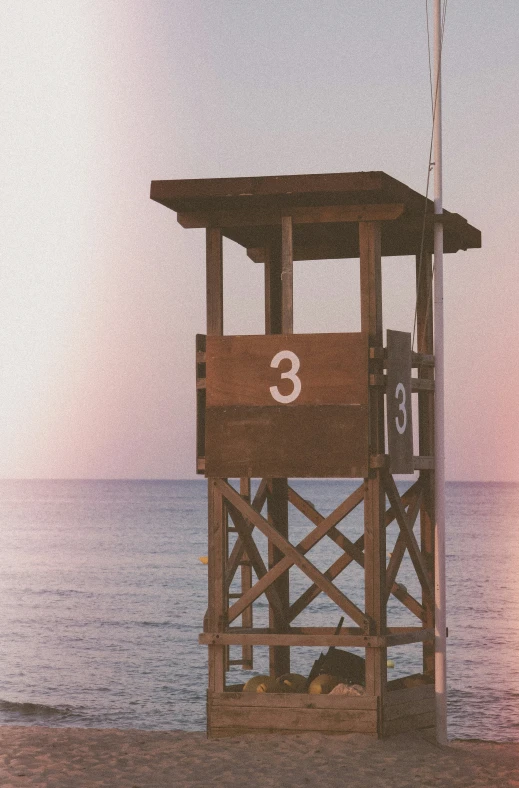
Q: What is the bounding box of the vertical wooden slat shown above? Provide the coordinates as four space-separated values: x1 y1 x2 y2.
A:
416 250 436 679
206 228 223 336
265 231 291 677
207 479 226 693
281 216 293 334
206 227 226 698
359 221 386 732
264 241 282 335
196 334 206 474
240 477 253 669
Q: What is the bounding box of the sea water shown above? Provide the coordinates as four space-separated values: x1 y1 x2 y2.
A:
0 479 517 740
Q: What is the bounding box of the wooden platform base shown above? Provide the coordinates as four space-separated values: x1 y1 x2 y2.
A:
207 684 435 739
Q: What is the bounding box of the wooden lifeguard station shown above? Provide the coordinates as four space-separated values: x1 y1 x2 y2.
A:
150 171 480 738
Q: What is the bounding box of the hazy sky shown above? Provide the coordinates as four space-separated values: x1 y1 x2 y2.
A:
0 1 517 480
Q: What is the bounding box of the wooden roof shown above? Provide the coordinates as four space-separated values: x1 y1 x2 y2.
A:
150 171 481 259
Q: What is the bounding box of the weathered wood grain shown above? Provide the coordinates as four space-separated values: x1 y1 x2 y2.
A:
209 704 379 734
212 691 378 710
205 404 369 478
205 333 368 407
177 202 406 228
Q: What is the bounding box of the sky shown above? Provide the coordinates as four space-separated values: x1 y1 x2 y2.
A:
0 0 517 481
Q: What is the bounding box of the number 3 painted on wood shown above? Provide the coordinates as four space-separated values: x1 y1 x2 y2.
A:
270 350 302 404
395 382 407 435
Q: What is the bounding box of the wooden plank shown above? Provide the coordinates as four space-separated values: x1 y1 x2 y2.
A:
263 236 290 678
151 171 387 204
206 228 225 700
207 480 226 693
205 404 369 479
386 683 435 706
210 704 378 734
387 330 413 474
384 695 435 721
211 691 377 710
265 242 282 335
412 352 434 367
196 334 206 475
177 202 406 229
218 479 372 630
267 478 290 676
412 378 435 392
228 484 365 624
239 478 253 668
360 220 386 726
385 628 434 646
209 726 377 739
414 456 434 470
205 333 368 408
206 228 223 335
200 632 386 647
281 216 293 334
387 672 433 692
384 710 436 736
383 471 434 599
370 348 434 368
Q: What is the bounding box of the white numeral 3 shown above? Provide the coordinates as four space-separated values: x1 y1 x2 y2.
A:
395 382 407 435
270 350 302 404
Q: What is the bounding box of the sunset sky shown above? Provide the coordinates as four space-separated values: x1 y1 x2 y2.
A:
0 0 517 481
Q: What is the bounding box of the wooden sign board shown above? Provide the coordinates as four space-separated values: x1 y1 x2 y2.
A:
202 333 369 478
386 330 413 474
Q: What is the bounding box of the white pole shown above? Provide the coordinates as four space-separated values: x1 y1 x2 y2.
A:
433 0 448 745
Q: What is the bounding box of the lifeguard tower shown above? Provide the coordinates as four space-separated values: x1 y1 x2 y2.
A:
151 171 480 738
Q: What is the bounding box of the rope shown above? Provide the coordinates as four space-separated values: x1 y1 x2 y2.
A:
412 0 448 354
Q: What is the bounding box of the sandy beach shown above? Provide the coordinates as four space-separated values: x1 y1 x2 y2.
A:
0 727 518 788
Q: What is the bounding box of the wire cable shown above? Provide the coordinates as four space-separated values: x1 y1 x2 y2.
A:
412 0 448 354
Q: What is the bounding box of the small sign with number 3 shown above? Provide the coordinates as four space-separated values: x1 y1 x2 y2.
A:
387 330 413 474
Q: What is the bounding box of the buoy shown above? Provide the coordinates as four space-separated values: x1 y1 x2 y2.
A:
276 673 307 693
243 675 278 693
387 659 395 669
198 556 208 565
308 674 341 695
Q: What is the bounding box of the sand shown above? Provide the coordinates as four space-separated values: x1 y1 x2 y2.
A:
0 726 518 788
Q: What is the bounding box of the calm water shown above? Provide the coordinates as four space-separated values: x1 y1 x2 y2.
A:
0 479 517 740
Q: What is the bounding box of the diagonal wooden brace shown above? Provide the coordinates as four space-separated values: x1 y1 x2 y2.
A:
225 479 268 587
227 504 288 628
383 471 434 600
287 483 366 565
217 478 372 631
288 480 425 621
228 483 365 625
386 488 423 599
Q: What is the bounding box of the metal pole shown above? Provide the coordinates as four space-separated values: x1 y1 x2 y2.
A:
433 0 448 745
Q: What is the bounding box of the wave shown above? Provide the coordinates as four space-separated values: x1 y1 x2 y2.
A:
0 700 75 718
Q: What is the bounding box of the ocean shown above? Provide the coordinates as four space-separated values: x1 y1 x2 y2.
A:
0 479 517 741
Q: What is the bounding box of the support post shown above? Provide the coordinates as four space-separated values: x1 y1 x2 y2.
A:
416 250 435 678
359 221 387 730
265 222 292 676
206 228 226 695
240 477 253 668
433 0 448 745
